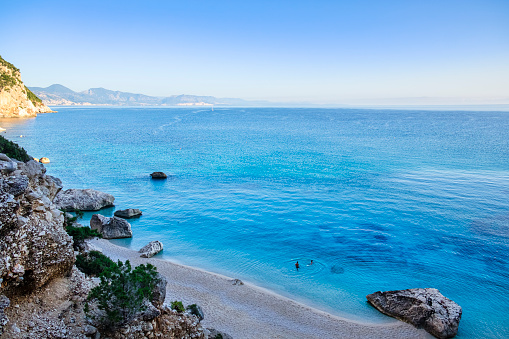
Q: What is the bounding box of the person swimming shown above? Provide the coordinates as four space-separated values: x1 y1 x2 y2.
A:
309 260 314 265
295 261 300 270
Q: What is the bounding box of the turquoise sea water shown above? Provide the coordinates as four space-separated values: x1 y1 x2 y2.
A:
2 107 509 338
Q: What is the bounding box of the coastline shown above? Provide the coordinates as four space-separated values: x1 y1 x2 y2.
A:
90 238 432 339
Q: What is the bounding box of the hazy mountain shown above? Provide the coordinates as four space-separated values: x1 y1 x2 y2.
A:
29 84 267 106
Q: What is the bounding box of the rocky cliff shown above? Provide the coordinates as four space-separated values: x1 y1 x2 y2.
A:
0 56 53 118
0 150 209 338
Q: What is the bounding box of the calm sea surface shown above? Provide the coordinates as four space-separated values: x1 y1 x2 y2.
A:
2 107 509 338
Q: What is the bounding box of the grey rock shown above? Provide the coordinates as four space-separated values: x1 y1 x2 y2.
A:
90 214 132 239
54 188 114 211
43 175 63 201
0 161 17 174
23 160 46 178
151 273 167 307
84 324 98 335
0 295 10 334
139 241 163 258
186 304 204 321
207 328 233 339
0 154 10 162
366 288 462 339
114 208 142 219
6 175 29 196
230 279 244 285
141 301 160 321
150 172 167 179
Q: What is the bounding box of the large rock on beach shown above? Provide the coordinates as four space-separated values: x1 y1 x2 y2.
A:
114 208 142 218
90 214 132 239
139 240 163 258
150 172 167 179
366 288 462 339
54 188 114 211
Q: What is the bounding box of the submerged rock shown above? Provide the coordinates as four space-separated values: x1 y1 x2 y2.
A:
150 172 167 179
90 214 132 239
54 188 114 211
366 288 462 339
139 241 163 258
114 208 142 219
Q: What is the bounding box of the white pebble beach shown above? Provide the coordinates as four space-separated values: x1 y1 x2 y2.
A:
90 238 432 339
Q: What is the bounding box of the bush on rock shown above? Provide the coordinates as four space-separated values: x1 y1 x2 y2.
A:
86 260 161 329
76 250 116 276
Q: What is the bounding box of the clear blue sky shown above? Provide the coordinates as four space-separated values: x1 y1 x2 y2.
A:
1 0 508 103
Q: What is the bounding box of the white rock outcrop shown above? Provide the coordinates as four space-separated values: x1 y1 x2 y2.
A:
367 288 462 339
54 188 115 211
139 241 163 258
90 214 132 239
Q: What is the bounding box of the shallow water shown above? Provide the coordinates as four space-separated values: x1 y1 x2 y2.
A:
2 107 509 338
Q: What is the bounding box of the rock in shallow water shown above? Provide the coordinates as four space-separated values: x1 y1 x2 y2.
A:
90 214 132 239
114 208 142 218
150 172 167 179
366 288 462 339
54 188 114 211
139 240 163 258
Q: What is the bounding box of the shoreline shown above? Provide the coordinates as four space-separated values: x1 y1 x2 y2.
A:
89 238 432 339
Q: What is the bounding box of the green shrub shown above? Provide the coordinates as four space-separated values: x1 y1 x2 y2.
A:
170 301 185 313
0 135 31 162
25 85 42 105
76 250 116 276
86 260 160 329
65 224 102 250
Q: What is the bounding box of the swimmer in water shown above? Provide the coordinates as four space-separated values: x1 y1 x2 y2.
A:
295 261 300 270
309 260 314 265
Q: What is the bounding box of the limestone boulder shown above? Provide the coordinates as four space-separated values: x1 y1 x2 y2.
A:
139 241 163 258
54 188 114 211
151 273 167 307
90 214 132 239
114 208 142 219
366 288 462 339
150 172 167 179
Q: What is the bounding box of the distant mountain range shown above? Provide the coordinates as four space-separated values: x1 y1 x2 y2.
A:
29 84 267 106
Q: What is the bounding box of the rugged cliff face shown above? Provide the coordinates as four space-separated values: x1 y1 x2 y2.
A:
0 56 53 118
0 152 208 338
0 155 75 298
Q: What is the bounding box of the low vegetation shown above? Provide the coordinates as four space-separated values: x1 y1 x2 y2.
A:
170 301 185 313
0 135 31 162
0 55 20 91
63 210 102 250
25 85 43 105
86 260 160 329
76 250 116 276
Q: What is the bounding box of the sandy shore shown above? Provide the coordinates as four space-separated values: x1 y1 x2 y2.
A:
89 239 432 339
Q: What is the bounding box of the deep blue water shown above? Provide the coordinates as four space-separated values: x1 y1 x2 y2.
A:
2 107 509 338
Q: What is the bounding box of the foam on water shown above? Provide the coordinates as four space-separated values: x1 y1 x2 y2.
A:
2 107 509 338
